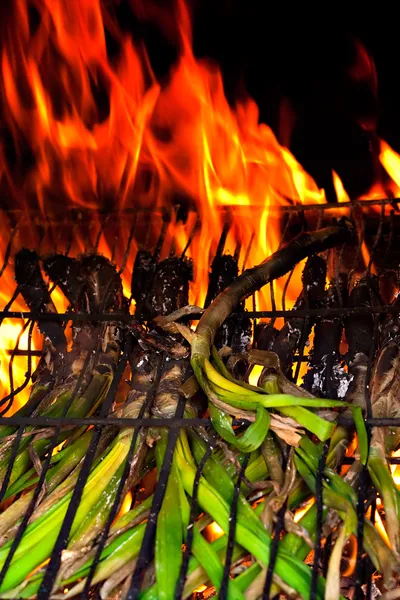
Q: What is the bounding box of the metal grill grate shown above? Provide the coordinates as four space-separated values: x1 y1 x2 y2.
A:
0 200 399 599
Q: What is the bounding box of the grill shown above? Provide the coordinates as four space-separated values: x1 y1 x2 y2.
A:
0 199 399 599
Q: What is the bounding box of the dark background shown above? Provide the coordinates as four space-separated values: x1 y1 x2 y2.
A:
116 0 400 201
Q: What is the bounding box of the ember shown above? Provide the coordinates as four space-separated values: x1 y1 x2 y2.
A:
0 1 399 599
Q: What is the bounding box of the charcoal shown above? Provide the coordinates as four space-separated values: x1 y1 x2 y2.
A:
303 273 350 399
14 249 66 352
271 254 327 377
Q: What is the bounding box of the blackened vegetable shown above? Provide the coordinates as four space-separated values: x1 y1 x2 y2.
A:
271 254 327 377
147 257 193 320
131 250 154 317
43 255 85 311
345 274 381 363
192 219 354 373
205 254 251 353
254 323 279 351
80 254 126 313
303 274 350 399
15 249 66 352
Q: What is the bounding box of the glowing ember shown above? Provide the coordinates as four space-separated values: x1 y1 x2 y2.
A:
193 585 207 594
248 365 263 387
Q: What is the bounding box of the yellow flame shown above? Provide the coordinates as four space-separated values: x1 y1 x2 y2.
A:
366 503 390 547
248 364 263 387
204 522 224 542
294 499 315 523
379 140 400 193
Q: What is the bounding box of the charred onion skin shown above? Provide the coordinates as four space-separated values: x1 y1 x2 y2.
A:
303 274 348 399
15 248 67 353
147 257 193 321
192 219 355 369
271 254 326 377
205 254 251 353
131 249 154 318
343 274 382 412
345 274 381 363
43 255 85 311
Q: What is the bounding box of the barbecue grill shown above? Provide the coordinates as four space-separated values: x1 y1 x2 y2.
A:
0 199 399 599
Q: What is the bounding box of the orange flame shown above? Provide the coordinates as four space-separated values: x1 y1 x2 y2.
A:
341 535 357 577
204 521 224 542
379 139 400 196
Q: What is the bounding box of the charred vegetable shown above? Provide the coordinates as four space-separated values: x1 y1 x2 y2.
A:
15 249 66 353
205 254 251 353
303 274 350 399
271 254 326 377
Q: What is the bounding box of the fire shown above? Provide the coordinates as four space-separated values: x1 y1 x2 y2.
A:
379 139 400 196
341 535 357 577
204 522 224 542
366 502 390 547
294 498 315 523
0 0 398 406
115 491 133 522
390 448 400 486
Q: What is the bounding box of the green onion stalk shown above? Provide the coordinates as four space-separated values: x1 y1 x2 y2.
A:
0 337 119 493
0 354 156 597
42 360 332 600
188 221 358 451
48 424 332 600
367 319 400 560
289 436 398 590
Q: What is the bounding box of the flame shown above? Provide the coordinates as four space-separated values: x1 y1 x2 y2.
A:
379 140 400 195
0 215 41 412
204 522 224 542
294 498 315 523
390 448 400 486
341 535 357 577
366 502 390 547
333 169 374 272
0 0 398 406
115 491 133 521
332 170 350 205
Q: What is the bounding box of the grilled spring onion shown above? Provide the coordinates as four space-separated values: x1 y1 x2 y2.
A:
0 389 152 595
14 249 67 356
271 254 326 377
368 294 400 559
204 254 251 354
190 220 355 448
0 255 128 492
302 274 350 399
